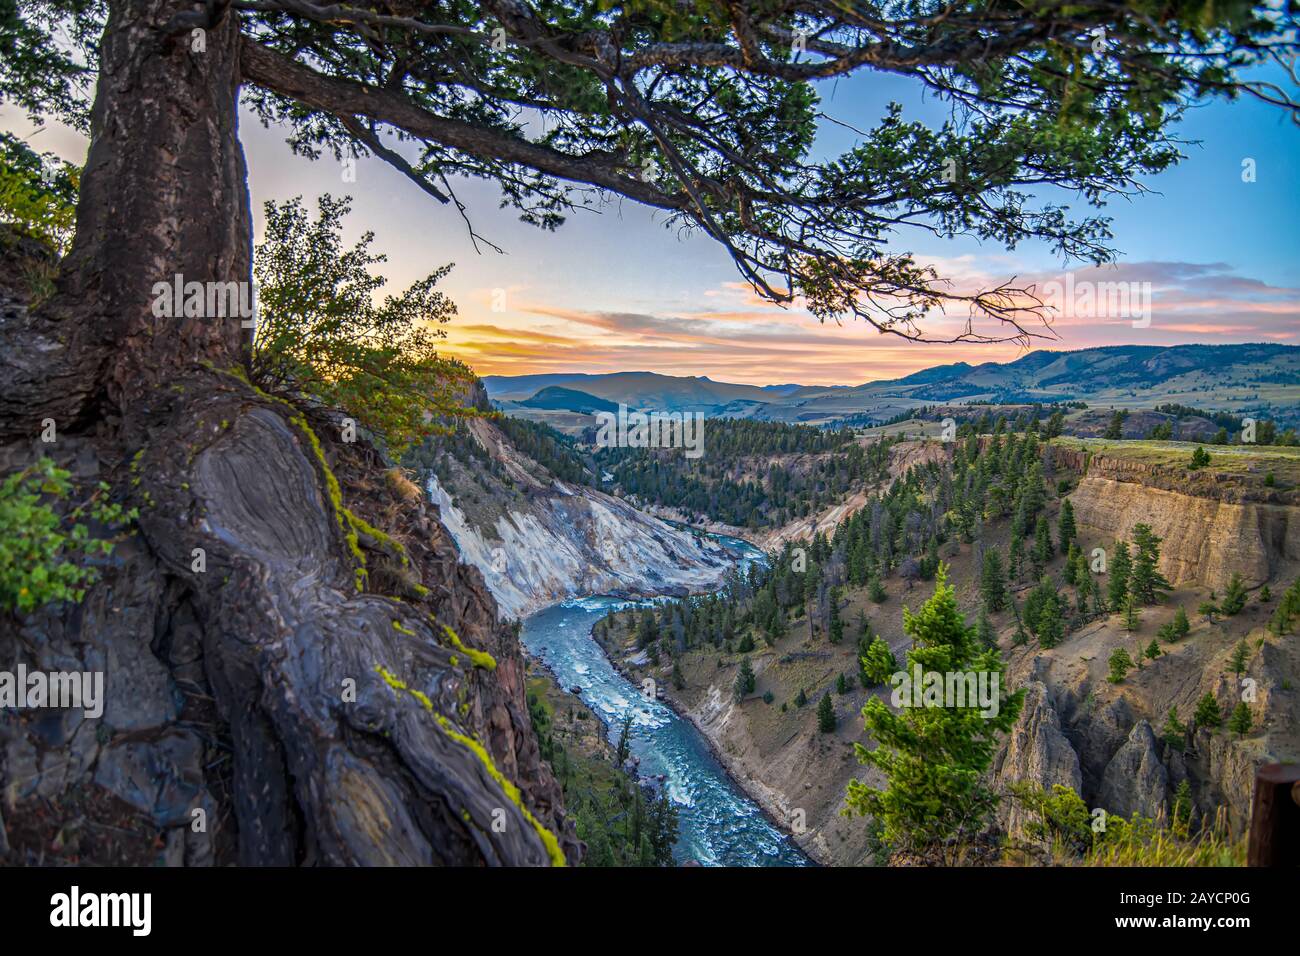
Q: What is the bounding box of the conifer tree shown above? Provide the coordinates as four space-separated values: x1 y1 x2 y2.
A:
1221 573 1248 616
1033 515 1054 572
1058 499 1078 551
817 692 837 733
1229 638 1250 676
845 566 1022 854
1123 593 1141 632
1107 647 1134 683
1143 638 1161 661
1108 541 1133 610
1228 702 1253 736
733 658 756 701
1037 588 1065 649
860 636 898 687
1161 707 1185 749
980 549 1008 612
795 687 808 708
837 673 850 695
1193 692 1223 730
1128 524 1171 605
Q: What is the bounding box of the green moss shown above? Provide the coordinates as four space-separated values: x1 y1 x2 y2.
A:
440 624 496 671
392 620 416 637
374 664 565 866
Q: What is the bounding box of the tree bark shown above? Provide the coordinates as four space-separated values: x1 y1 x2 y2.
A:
0 0 575 866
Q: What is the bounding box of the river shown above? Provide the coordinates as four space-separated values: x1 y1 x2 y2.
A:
518 535 809 866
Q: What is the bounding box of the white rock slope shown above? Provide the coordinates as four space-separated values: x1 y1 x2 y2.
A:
427 473 734 618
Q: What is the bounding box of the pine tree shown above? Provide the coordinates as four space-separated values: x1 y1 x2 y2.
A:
844 565 1022 852
1128 523 1171 604
1107 647 1134 683
868 573 887 603
1057 498 1077 550
1103 409 1128 440
795 687 808 708
1221 573 1248 616
1037 588 1064 649
1193 692 1222 729
1161 706 1185 749
672 661 686 690
1228 701 1253 736
836 672 850 695
1189 446 1211 469
1173 606 1191 639
1143 638 1161 660
828 590 844 644
1033 515 1053 572
860 636 897 687
733 658 756 701
1229 638 1250 676
1122 592 1141 632
1107 541 1132 610
980 549 1008 612
817 692 837 733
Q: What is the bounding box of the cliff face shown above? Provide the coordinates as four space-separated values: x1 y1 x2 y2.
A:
1069 476 1300 590
1055 444 1300 591
423 418 734 619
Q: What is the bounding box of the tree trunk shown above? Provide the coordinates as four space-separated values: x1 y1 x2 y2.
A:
0 0 575 866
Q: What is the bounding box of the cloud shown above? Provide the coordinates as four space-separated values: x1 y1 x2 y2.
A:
439 259 1300 385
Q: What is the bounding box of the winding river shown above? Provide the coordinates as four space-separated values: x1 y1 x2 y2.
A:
519 536 808 866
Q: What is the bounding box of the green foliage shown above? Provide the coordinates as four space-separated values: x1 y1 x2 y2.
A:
1227 701 1253 736
1271 578 1300 635
733 657 756 701
1122 593 1141 633
1107 540 1132 610
0 132 78 256
836 672 850 695
794 687 807 708
1220 573 1248 616
1229 638 1250 676
250 195 473 454
980 548 1007 612
845 565 1022 857
1128 523 1171 605
1 458 136 614
1160 706 1185 749
1107 647 1134 683
1102 410 1128 440
1193 692 1223 730
816 691 836 733
1188 446 1212 470
1007 782 1092 857
860 635 897 687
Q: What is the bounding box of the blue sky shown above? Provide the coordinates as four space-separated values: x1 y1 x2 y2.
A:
5 60 1297 385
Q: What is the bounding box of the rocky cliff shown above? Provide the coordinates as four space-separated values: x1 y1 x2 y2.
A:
422 418 735 619
1057 444 1300 591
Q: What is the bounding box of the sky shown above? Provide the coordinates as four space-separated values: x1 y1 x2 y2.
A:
5 55 1298 387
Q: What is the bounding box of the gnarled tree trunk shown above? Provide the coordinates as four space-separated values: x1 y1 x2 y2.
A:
0 0 575 866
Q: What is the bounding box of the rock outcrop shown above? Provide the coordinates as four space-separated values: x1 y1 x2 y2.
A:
992 680 1083 839
1069 476 1300 590
1097 719 1169 820
423 418 735 618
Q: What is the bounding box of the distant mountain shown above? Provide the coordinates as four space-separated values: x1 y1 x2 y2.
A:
486 343 1300 428
519 386 619 415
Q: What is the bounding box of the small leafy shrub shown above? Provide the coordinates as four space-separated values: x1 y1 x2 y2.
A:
1 458 136 614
